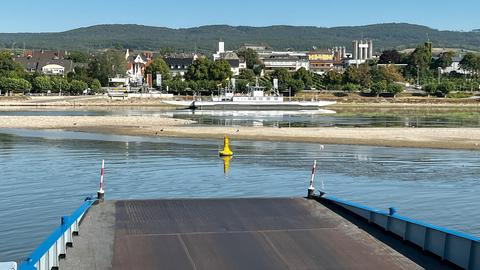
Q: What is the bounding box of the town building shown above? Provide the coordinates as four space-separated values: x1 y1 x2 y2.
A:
308 47 345 74
125 50 153 85
258 51 309 73
164 53 199 77
438 56 470 75
213 41 246 76
14 50 77 75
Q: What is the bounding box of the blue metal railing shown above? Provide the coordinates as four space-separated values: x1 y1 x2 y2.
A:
322 195 480 270
18 197 96 270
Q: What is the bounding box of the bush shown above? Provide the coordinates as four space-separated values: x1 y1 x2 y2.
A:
436 82 454 97
32 76 52 93
423 84 437 95
447 92 474 98
0 77 32 92
70 80 88 94
370 80 387 95
90 79 102 93
51 77 70 93
342 83 360 92
386 83 404 95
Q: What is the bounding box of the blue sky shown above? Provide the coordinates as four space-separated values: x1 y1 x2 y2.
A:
1 0 478 32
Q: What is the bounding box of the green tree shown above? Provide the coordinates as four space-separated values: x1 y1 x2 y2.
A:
70 80 88 94
185 58 211 81
370 65 404 84
386 83 404 96
32 76 52 93
66 51 89 63
370 80 388 96
238 69 255 82
90 79 102 93
343 66 361 84
343 65 371 88
423 83 437 96
88 50 127 85
260 79 272 90
378 50 402 64
322 70 342 87
187 80 199 90
459 53 480 76
293 67 313 88
210 59 233 81
144 57 171 83
408 43 432 76
0 77 32 92
0 50 26 78
271 68 292 91
237 49 260 70
433 51 454 69
286 79 305 94
51 77 70 93
235 79 249 92
436 81 454 97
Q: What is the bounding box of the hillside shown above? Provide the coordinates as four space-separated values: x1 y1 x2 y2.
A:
1 23 480 53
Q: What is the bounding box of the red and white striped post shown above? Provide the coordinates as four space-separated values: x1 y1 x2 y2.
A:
307 160 316 199
97 160 105 200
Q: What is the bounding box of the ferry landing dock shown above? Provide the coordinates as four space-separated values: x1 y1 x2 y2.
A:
55 198 459 270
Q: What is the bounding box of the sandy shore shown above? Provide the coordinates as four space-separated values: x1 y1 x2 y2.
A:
0 116 194 129
1 115 479 150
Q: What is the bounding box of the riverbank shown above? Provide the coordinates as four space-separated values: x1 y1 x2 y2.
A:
0 94 479 108
1 116 479 150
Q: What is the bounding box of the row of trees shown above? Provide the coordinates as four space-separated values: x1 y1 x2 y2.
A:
0 50 106 94
322 64 405 95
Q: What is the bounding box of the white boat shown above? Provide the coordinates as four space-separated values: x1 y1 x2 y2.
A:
163 86 336 110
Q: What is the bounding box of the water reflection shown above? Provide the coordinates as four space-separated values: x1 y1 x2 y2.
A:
221 156 232 175
2 107 480 127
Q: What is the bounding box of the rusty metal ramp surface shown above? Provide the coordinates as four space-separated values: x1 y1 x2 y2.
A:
111 198 421 270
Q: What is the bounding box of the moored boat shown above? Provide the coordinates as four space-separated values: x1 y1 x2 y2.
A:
163 86 336 110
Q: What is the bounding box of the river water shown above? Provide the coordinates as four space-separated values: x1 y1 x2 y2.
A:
1 106 480 127
0 128 479 262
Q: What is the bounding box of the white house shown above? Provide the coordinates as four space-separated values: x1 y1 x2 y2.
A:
41 64 65 75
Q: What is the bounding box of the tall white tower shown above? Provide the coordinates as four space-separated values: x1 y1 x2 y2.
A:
218 41 225 54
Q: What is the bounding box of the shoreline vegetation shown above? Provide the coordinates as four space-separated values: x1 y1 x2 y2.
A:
1 115 479 151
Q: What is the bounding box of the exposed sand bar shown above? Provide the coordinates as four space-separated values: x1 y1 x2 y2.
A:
1 116 479 150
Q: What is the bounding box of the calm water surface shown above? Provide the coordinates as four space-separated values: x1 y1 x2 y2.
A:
0 128 479 262
1 107 480 127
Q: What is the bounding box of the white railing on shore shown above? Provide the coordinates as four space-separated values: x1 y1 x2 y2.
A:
323 196 479 270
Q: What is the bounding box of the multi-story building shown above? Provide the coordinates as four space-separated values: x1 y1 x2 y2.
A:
308 47 345 74
258 51 309 73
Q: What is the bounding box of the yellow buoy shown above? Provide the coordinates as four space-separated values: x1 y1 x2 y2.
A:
219 136 233 156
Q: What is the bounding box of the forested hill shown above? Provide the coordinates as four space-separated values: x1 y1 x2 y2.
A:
1 23 479 52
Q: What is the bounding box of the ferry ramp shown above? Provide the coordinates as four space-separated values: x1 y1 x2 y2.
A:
57 198 457 270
